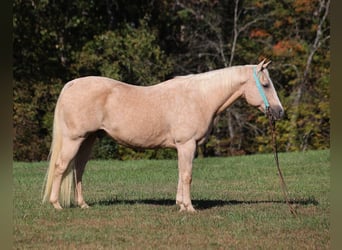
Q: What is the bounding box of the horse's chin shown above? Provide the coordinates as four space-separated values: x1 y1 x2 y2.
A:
258 106 268 116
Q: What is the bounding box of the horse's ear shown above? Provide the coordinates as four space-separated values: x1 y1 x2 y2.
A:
263 60 271 69
256 59 271 72
256 59 267 72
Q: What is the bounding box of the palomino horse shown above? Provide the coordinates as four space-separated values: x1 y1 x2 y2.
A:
42 59 283 212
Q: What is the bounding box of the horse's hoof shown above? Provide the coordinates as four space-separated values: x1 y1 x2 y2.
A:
186 206 196 213
80 203 90 209
178 204 196 212
179 206 186 212
51 201 63 210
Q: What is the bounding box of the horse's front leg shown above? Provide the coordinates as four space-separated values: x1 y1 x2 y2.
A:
176 175 186 211
176 140 196 212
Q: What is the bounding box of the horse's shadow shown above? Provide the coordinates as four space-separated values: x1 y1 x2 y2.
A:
89 197 318 210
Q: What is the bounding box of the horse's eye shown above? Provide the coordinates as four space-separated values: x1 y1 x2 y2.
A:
262 81 269 88
260 74 269 87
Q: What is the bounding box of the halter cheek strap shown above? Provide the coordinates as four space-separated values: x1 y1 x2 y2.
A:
253 67 270 109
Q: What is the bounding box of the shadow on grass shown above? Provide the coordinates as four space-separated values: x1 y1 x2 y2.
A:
90 197 318 210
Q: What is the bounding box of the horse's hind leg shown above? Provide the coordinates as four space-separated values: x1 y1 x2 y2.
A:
50 137 84 209
74 133 97 208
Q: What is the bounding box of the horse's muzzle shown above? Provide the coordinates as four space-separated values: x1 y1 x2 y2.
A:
269 105 284 120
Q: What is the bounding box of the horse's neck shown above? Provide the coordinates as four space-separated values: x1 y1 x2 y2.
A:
197 66 248 115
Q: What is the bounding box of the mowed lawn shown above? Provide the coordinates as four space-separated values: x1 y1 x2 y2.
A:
13 150 330 249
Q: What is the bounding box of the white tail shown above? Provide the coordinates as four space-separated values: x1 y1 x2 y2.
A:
42 101 75 207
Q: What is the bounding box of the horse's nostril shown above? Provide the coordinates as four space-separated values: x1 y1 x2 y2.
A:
271 106 284 120
279 109 284 118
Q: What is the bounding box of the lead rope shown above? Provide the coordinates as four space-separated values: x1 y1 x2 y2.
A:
266 108 297 216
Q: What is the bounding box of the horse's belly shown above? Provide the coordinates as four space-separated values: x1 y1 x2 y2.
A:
109 129 174 149
103 119 175 149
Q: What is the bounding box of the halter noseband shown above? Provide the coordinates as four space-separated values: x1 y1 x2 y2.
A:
253 67 270 110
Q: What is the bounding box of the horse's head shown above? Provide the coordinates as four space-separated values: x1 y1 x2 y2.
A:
243 59 284 120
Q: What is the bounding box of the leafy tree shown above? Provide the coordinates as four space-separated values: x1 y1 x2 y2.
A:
254 0 330 152
13 80 62 160
74 19 173 85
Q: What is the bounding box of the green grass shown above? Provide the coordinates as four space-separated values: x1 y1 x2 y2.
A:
13 150 330 249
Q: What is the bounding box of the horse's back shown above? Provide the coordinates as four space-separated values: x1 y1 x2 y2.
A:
62 76 127 93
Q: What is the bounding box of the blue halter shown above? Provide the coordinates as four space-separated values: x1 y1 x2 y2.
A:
253 67 270 109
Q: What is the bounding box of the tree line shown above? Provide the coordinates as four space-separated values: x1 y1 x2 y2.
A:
13 0 330 161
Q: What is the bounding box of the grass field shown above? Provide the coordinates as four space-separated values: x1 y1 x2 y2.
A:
13 150 330 249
